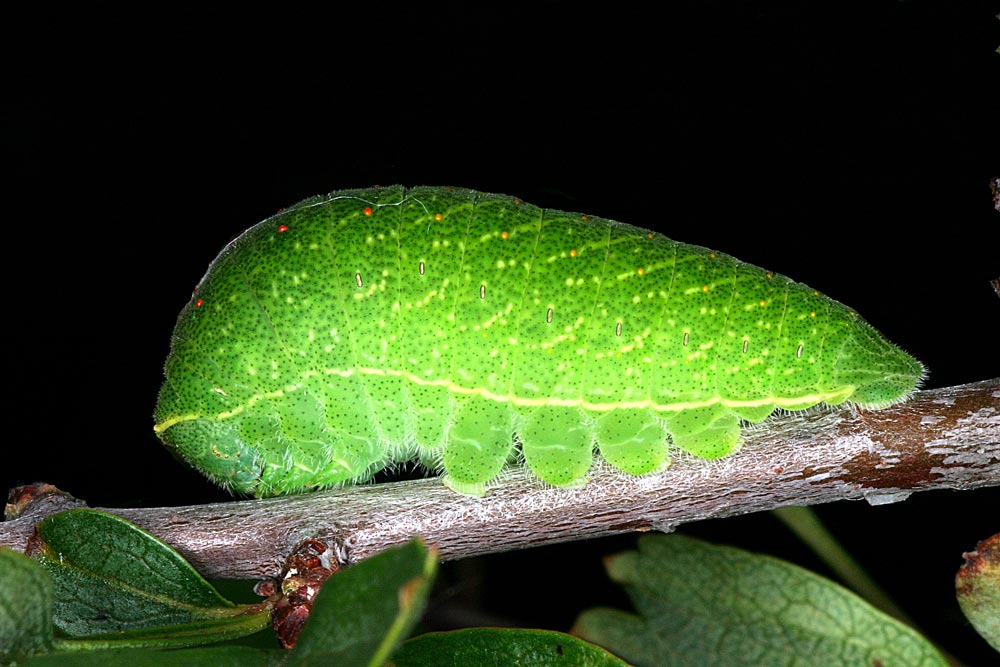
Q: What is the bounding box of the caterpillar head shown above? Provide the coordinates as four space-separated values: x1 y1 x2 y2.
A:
155 417 264 495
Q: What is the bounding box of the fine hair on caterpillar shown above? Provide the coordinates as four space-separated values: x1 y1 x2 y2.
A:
154 185 924 497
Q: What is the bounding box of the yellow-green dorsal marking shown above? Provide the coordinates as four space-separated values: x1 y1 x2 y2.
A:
154 185 925 497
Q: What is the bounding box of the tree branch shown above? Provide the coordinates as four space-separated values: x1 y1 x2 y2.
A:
4 379 998 580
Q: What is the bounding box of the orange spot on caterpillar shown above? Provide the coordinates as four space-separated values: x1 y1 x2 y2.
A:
760 300 767 306
766 273 773 279
581 215 588 221
277 224 289 233
569 249 577 257
434 213 443 221
702 285 710 292
514 198 522 205
709 253 716 259
501 230 509 239
810 311 816 317
363 207 373 216
813 290 819 296
637 267 645 275
195 299 204 308
647 233 654 239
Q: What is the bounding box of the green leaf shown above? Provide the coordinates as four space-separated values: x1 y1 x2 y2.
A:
0 547 55 660
22 645 282 667
288 538 437 667
573 534 949 667
28 509 270 647
390 628 632 666
956 532 1000 652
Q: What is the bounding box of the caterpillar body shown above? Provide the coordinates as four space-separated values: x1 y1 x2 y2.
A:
154 185 924 497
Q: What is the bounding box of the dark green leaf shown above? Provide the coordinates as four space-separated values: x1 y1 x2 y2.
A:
390 628 631 667
23 645 282 667
51 610 274 652
0 547 54 659
287 538 437 667
574 534 948 667
29 509 269 647
956 532 1000 652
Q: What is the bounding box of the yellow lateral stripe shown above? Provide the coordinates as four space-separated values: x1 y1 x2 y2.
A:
154 366 855 431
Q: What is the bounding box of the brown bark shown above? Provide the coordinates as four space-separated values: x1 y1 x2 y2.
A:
3 378 998 580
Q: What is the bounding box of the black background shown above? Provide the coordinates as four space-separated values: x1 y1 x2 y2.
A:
5 2 999 663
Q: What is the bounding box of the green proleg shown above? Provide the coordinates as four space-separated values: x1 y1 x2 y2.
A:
154 186 924 496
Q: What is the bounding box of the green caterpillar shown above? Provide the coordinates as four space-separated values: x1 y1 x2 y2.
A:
154 185 924 497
